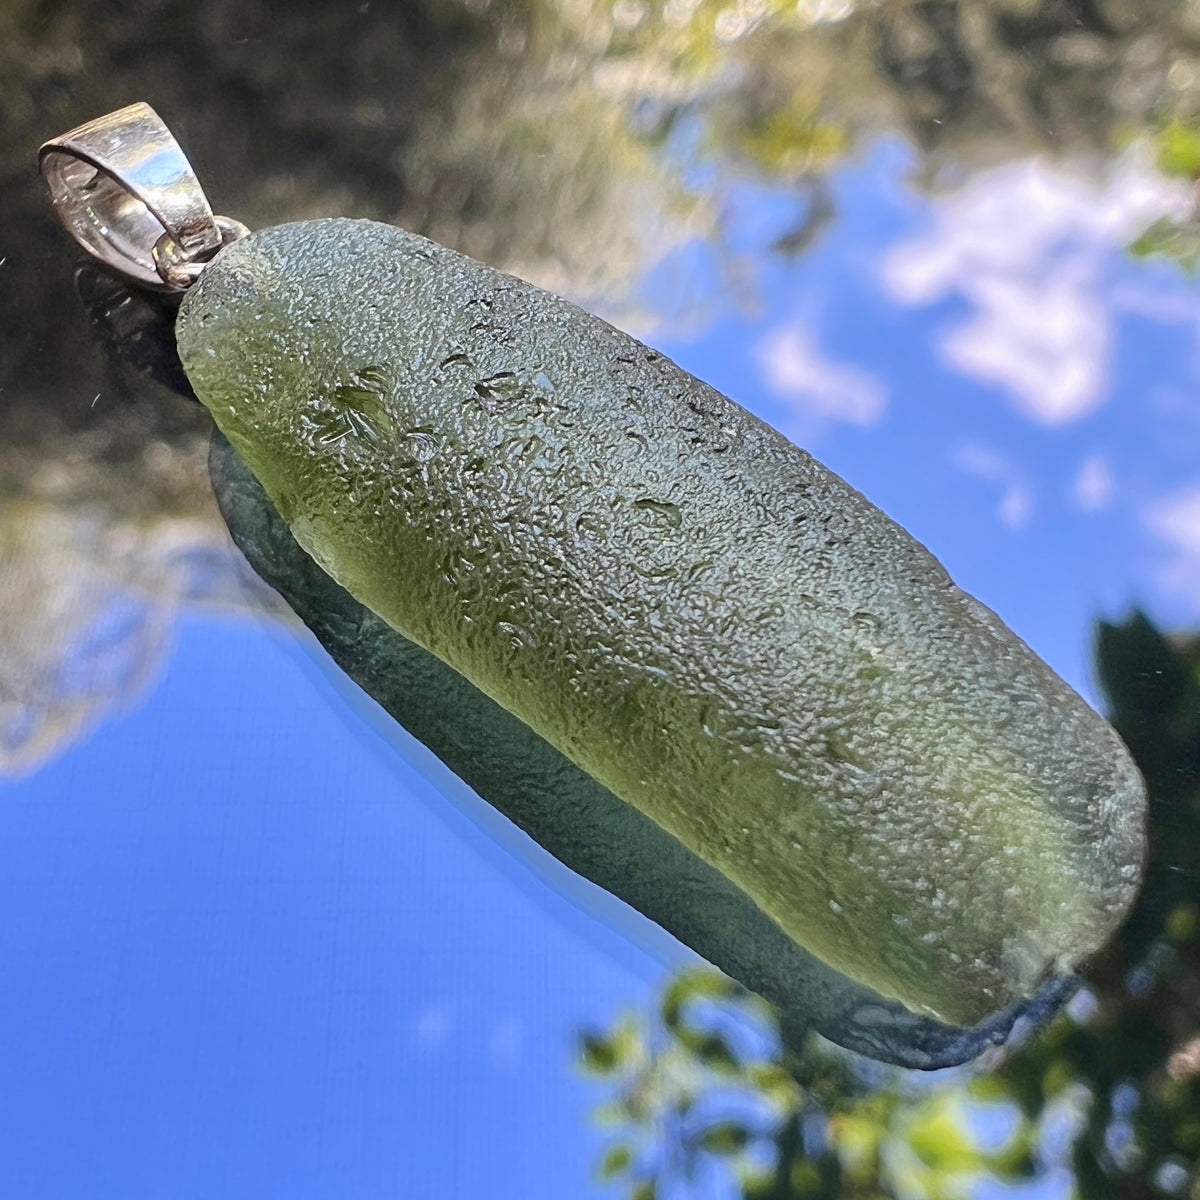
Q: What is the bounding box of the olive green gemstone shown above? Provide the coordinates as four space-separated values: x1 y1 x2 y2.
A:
178 218 1145 1025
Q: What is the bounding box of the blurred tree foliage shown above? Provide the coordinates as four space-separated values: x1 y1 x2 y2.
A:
580 609 1200 1200
5 0 1200 757
1128 122 1200 273
9 0 1200 308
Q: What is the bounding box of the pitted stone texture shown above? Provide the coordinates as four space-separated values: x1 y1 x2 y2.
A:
209 430 1077 1069
180 218 1146 1024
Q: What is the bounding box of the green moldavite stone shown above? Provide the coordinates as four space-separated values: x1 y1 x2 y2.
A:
178 218 1146 1026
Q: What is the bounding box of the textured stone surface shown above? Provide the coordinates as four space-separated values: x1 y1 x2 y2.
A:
180 218 1146 1024
210 429 1075 1068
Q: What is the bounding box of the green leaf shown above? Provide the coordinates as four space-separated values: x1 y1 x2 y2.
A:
905 1103 980 1173
660 968 741 1031
1156 120 1200 179
748 1062 802 1110
1042 1058 1073 1097
611 1014 642 1066
1165 903 1198 944
789 1158 823 1196
1173 1118 1200 1153
598 1143 633 1180
579 1032 620 1075
593 1101 628 1126
1127 218 1200 276
699 1121 751 1155
688 1032 741 1074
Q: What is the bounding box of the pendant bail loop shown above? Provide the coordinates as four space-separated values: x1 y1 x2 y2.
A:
39 101 248 292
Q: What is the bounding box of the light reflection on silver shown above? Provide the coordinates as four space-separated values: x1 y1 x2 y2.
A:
39 102 247 291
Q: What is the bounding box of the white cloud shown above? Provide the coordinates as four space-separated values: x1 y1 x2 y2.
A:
1071 453 1115 512
1144 485 1200 603
756 322 887 435
938 273 1106 424
882 150 1191 425
952 442 1035 529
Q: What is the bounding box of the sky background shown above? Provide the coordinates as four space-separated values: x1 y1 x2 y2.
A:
4 133 1200 1197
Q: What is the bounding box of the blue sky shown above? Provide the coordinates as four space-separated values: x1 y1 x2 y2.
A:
0 614 677 1199
4 134 1200 1198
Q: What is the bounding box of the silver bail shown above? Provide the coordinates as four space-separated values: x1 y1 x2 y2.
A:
39 101 248 292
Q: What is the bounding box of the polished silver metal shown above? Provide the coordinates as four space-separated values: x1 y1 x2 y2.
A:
39 101 247 291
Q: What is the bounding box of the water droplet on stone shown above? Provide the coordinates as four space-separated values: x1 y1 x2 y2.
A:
475 372 524 405
497 620 538 649
407 429 440 462
633 497 682 529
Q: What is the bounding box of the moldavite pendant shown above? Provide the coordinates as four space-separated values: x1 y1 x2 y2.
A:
41 103 1147 1065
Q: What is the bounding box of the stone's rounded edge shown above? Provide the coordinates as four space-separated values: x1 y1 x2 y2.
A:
186 218 452 291
178 216 617 365
207 428 1085 1072
807 974 1078 1071
1108 741 1150 925
1039 727 1146 985
183 218 1149 1032
178 218 451 384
